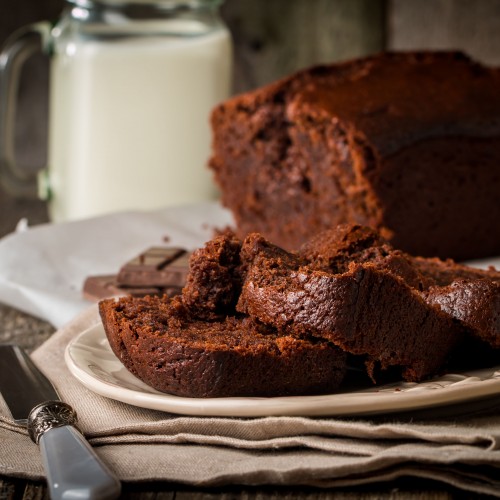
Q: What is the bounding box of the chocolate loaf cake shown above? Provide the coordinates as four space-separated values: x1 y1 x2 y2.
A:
99 295 347 398
209 51 500 260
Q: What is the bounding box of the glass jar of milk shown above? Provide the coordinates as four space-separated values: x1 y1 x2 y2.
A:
0 0 232 222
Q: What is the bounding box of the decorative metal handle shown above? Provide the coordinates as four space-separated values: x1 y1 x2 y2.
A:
27 400 121 500
27 400 78 444
0 22 52 199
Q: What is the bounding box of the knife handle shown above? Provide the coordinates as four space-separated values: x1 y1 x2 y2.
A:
39 425 121 500
28 401 121 500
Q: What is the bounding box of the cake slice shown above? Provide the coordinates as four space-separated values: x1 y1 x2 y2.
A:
99 295 347 398
298 224 500 350
424 280 500 349
236 233 463 382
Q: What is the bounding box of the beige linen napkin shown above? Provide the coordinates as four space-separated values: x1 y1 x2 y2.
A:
1 306 500 496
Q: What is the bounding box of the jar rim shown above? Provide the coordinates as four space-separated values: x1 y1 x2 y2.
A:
67 0 224 7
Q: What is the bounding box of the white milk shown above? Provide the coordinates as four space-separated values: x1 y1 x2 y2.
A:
47 26 231 222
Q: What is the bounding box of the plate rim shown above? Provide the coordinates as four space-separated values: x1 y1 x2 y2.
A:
65 322 500 417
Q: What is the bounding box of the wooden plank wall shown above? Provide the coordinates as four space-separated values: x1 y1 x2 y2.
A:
0 0 499 234
221 0 386 92
222 0 500 92
388 0 500 65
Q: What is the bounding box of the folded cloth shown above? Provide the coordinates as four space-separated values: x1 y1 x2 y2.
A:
1 306 500 496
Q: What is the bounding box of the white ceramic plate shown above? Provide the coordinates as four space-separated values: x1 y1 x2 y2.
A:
65 323 500 417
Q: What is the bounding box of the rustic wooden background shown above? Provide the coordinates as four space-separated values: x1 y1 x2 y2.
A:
1 0 500 238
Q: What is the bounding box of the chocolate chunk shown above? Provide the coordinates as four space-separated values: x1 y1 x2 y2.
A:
83 247 191 301
157 252 192 287
117 247 188 287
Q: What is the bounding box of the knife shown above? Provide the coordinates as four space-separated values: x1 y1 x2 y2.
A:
0 345 121 500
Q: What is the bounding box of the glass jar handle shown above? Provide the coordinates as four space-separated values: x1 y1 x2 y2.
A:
0 22 52 199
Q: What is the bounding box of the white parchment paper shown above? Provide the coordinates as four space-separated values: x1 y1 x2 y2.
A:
0 202 233 327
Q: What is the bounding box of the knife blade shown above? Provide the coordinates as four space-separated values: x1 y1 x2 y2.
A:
0 344 121 500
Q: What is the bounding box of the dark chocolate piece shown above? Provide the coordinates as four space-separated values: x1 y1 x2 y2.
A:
83 247 191 301
117 247 188 287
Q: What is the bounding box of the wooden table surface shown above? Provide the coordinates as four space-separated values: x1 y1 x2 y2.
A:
0 302 494 500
